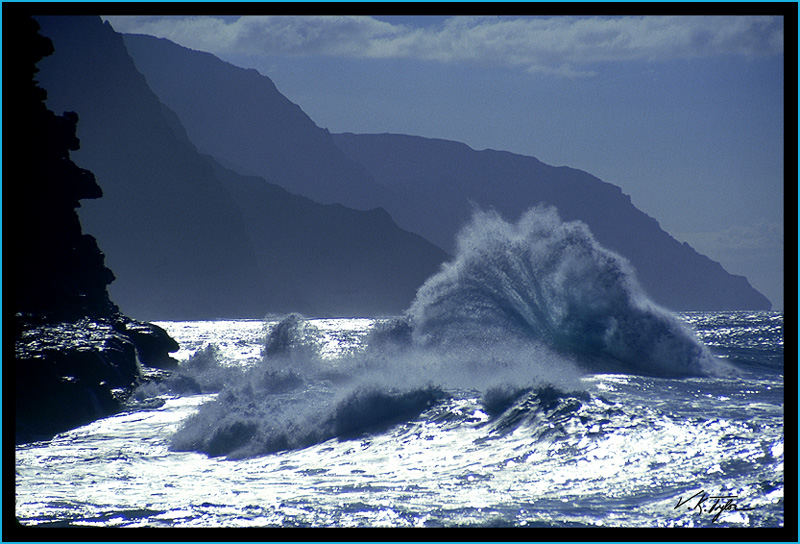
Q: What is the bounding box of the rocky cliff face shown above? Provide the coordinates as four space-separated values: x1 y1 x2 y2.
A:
35 16 266 320
9 17 179 444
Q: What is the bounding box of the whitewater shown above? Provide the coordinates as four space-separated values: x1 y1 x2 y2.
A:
15 207 784 528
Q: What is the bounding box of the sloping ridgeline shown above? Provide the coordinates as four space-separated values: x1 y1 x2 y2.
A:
35 16 447 320
332 133 771 311
7 17 179 444
121 33 769 311
121 32 392 212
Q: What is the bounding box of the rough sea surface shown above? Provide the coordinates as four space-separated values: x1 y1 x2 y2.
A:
15 311 784 528
15 210 784 528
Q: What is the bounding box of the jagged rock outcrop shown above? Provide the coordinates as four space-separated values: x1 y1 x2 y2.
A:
14 315 178 443
9 17 179 444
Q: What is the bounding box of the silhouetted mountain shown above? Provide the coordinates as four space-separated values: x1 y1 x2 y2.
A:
333 133 771 311
122 32 390 211
118 32 769 311
7 16 178 443
212 163 446 317
35 16 447 320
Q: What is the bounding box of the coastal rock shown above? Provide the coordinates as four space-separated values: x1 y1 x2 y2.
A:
15 317 138 443
9 17 180 444
122 320 180 369
14 314 180 444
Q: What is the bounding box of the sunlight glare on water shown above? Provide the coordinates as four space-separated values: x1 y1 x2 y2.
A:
15 312 783 528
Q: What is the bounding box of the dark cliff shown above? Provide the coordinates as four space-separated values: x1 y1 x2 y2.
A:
34 16 266 320
7 17 179 443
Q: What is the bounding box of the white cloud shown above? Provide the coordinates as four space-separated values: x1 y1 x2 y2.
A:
105 15 784 76
526 63 598 79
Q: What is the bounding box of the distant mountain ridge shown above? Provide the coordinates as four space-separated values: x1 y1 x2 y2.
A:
210 161 447 317
332 132 772 311
35 16 448 320
119 32 770 311
122 32 392 212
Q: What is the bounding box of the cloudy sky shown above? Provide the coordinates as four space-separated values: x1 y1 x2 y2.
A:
105 13 785 309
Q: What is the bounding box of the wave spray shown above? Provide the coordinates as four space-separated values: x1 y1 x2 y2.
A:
408 206 719 377
166 206 725 458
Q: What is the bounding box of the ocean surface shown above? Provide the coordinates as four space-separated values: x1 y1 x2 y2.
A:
15 209 785 528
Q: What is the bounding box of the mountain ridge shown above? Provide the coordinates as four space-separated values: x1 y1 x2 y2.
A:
35 16 448 320
122 32 394 212
332 131 770 311
120 30 770 311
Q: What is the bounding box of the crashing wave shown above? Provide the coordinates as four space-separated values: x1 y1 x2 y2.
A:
166 207 728 459
407 206 723 377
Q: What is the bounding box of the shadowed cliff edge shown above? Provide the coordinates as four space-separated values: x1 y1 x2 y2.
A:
8 17 180 444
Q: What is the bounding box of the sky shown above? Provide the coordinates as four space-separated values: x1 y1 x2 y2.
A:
105 14 786 309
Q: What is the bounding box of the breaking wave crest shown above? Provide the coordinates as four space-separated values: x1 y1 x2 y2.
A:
162 206 726 458
171 380 445 459
163 315 450 458
408 206 722 377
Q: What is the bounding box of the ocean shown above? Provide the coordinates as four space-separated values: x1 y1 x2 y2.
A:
14 209 785 528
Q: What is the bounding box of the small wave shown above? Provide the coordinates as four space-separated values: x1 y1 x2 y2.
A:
330 386 445 439
480 385 533 418
170 382 444 459
486 386 590 437
364 317 413 352
130 344 238 399
479 385 629 444
263 312 321 360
